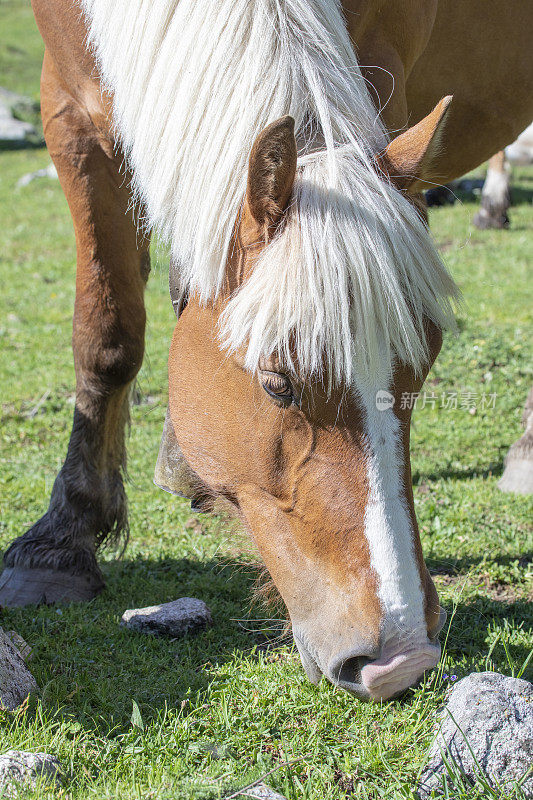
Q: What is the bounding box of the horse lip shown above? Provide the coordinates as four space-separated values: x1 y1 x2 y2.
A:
332 679 372 700
360 642 442 701
293 632 372 700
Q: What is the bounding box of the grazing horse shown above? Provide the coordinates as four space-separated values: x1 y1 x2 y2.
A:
1 0 532 701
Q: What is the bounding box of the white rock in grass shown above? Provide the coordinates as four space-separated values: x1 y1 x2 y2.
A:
243 782 288 799
0 89 36 143
0 106 35 142
0 628 37 710
17 162 58 188
121 598 212 637
0 751 62 797
418 672 533 798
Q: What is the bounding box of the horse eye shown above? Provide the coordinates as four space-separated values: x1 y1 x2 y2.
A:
260 371 294 405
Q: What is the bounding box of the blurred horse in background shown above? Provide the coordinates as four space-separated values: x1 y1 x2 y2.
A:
474 121 533 230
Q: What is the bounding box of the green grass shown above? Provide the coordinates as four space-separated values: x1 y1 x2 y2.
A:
0 3 532 798
0 0 44 100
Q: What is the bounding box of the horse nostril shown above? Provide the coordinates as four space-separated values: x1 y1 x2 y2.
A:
336 656 367 686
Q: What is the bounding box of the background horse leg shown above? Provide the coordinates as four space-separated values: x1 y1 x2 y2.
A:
0 52 149 606
498 387 533 494
473 150 511 229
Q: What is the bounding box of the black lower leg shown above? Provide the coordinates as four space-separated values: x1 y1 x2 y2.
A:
0 389 132 605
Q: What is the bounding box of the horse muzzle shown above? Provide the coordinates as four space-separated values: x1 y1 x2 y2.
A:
293 629 442 701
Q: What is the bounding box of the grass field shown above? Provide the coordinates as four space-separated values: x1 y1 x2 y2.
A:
0 3 532 798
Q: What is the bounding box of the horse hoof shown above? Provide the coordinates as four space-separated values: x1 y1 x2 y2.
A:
473 208 510 230
0 567 104 607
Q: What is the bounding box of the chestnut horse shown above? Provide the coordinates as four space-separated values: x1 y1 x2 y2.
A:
1 0 531 701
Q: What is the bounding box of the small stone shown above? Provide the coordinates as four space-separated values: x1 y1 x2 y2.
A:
243 782 288 799
0 108 36 142
188 741 234 759
0 751 62 797
418 672 533 798
121 598 212 637
0 628 37 710
0 88 37 144
16 162 58 188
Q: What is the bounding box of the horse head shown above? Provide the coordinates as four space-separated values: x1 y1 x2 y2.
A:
158 99 454 701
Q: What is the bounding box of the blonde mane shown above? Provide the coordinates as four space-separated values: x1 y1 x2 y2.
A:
81 0 457 383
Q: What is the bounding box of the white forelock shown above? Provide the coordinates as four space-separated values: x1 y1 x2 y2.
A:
81 0 458 383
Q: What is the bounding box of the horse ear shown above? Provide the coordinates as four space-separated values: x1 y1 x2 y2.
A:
379 96 453 193
246 115 297 234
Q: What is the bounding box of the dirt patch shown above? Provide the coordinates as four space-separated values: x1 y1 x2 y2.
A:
433 572 532 602
478 573 533 602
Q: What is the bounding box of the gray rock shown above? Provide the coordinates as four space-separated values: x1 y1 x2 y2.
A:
242 783 288 799
0 628 37 710
0 87 37 112
418 672 533 798
245 784 287 799
121 597 212 637
0 104 35 142
238 782 287 800
17 162 58 188
188 740 234 759
0 751 62 797
0 88 37 144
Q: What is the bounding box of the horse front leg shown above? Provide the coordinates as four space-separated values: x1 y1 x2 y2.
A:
473 150 511 230
0 52 149 606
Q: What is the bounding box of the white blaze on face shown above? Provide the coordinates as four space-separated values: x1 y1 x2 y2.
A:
354 369 428 653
